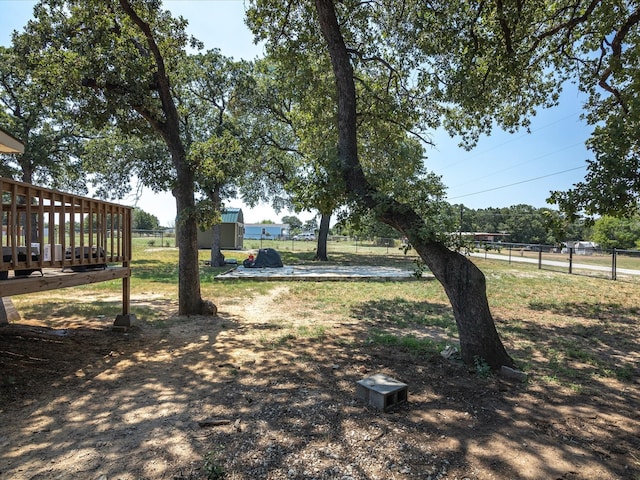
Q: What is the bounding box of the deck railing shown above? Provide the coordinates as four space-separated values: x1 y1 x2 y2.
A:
1 177 132 277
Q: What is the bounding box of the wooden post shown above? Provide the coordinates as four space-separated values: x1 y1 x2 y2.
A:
113 207 135 330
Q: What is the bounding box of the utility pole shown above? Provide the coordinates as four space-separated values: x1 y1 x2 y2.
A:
459 204 464 245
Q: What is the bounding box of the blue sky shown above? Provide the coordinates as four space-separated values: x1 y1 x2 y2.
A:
1 0 593 226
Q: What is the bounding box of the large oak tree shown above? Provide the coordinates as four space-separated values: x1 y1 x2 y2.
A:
22 0 213 315
247 0 637 369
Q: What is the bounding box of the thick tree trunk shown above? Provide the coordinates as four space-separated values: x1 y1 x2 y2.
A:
413 240 513 368
314 212 331 261
315 0 514 369
173 163 206 315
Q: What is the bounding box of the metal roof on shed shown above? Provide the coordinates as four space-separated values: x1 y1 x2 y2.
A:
221 208 243 224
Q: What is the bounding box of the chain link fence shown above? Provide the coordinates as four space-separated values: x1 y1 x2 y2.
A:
242 235 410 256
132 230 175 248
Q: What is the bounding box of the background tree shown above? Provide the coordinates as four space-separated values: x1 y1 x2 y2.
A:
235 57 343 260
469 208 504 235
281 215 302 234
590 216 640 250
0 44 85 190
500 205 549 244
442 204 589 246
335 211 399 240
181 50 251 266
132 208 160 231
302 218 318 233
239 54 443 261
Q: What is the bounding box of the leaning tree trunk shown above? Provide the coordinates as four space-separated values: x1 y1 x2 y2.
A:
314 212 331 261
315 0 514 369
412 240 513 368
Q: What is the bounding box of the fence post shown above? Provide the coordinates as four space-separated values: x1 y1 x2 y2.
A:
612 248 617 281
569 247 573 274
538 244 542 270
508 245 512 264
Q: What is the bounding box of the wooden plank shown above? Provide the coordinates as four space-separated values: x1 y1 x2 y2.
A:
0 267 131 297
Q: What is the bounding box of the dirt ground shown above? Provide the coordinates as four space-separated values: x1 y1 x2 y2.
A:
0 286 638 480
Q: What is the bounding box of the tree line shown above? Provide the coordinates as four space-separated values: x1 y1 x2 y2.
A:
335 205 640 251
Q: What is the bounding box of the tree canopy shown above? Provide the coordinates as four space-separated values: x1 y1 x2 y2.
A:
0 43 85 190
547 3 640 217
132 208 161 231
591 215 640 250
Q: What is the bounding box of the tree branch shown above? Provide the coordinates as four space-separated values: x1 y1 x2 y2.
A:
118 0 182 150
532 0 600 50
495 0 514 55
596 7 640 114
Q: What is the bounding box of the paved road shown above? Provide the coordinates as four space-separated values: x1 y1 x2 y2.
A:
469 252 640 277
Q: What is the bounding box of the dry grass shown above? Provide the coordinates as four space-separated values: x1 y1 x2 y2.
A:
2 246 639 479
12 247 640 389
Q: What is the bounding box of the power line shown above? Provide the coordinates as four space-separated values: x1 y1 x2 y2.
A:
448 141 584 190
447 165 586 200
434 110 584 172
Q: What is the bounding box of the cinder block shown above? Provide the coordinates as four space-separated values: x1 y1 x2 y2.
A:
356 374 408 411
113 313 136 330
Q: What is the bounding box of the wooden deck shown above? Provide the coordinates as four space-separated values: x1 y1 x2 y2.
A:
1 177 133 326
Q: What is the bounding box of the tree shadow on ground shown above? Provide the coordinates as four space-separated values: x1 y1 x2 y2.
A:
350 298 455 329
0 292 638 479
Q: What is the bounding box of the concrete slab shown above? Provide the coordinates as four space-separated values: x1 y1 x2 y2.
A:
215 265 430 281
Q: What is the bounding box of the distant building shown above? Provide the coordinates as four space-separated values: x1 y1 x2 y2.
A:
458 232 510 243
562 241 599 255
244 223 290 240
197 208 244 250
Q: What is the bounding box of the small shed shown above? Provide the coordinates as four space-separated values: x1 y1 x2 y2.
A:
244 223 290 240
197 208 244 250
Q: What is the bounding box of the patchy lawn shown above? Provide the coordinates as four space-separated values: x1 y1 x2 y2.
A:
0 258 638 479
